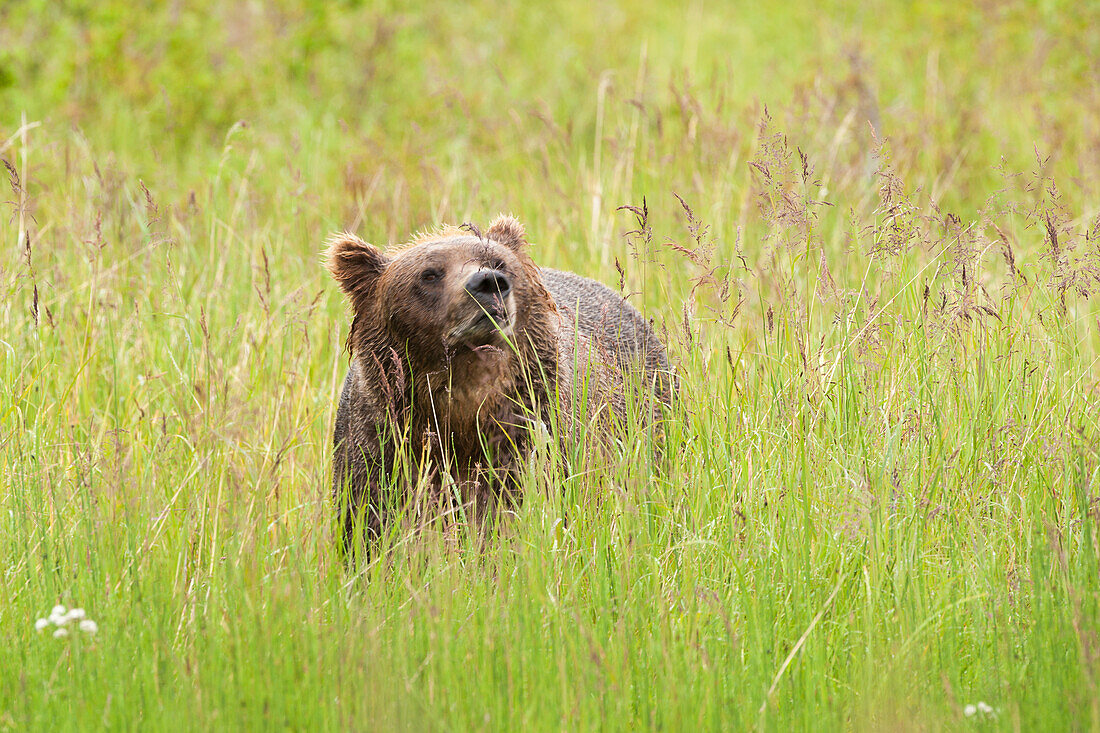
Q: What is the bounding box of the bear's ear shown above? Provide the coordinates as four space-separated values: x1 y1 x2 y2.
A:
486 215 528 251
325 232 388 299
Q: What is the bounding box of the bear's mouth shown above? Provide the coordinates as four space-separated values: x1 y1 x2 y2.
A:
448 295 515 347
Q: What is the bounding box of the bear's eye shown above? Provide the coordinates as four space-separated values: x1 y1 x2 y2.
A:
420 268 443 283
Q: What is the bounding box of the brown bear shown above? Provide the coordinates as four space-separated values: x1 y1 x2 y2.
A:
326 215 673 550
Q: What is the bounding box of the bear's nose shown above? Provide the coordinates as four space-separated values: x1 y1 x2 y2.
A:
465 269 512 302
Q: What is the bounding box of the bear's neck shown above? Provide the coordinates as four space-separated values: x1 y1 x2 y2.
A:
409 346 545 466
354 321 558 472
421 346 516 424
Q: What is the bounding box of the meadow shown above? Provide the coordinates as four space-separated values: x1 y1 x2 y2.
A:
2 1 1099 729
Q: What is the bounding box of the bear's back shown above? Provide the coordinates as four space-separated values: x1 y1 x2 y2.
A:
540 268 675 405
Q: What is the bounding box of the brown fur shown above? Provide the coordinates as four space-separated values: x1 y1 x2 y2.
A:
327 215 672 551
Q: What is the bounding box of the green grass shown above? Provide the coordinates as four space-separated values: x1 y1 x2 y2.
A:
2 0 1099 729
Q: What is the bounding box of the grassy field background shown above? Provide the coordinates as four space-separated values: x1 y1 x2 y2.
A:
2 0 1099 729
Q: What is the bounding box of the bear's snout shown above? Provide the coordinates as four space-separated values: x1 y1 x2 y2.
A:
465 269 513 305
448 268 516 344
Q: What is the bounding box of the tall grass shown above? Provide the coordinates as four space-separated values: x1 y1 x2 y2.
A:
2 0 1098 729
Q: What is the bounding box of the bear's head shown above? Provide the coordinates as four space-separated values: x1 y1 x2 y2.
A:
326 216 557 373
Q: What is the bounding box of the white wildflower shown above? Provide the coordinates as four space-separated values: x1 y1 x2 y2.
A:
964 702 997 718
39 603 97 638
